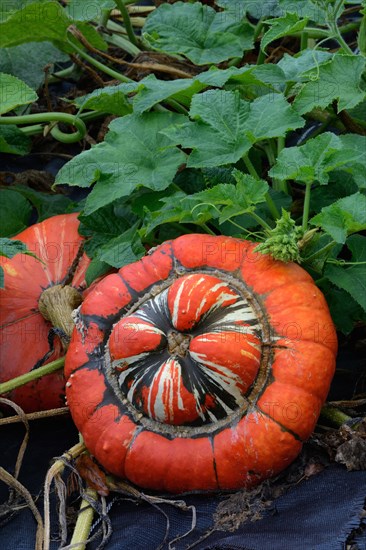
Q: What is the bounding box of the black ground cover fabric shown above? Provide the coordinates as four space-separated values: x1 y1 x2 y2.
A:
0 416 365 550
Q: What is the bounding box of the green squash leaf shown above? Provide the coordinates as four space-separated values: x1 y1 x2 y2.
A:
193 170 269 210
277 49 333 82
96 227 145 269
0 42 68 90
73 82 137 115
261 13 308 52
56 113 186 215
84 258 110 287
325 252 366 312
311 193 366 243
11 185 78 221
323 286 365 335
66 0 115 21
0 238 38 289
0 189 32 237
78 202 137 256
293 55 366 115
0 125 31 155
278 0 328 23
143 1 254 65
163 90 304 168
0 238 30 259
346 234 366 262
0 1 107 52
269 133 366 185
217 0 282 19
133 75 205 114
143 192 214 236
0 73 37 114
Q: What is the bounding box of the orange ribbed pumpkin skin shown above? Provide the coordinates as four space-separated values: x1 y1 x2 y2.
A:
0 213 89 412
65 235 337 493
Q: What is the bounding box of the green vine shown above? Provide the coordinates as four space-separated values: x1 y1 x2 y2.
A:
0 113 87 143
0 358 65 395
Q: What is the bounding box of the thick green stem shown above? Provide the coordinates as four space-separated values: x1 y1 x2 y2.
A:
326 0 354 55
330 24 354 54
0 113 86 143
242 153 260 179
265 140 288 194
249 212 272 231
165 98 188 114
303 240 337 263
67 34 133 83
227 57 242 68
200 223 216 236
102 27 141 56
98 7 111 28
320 404 351 427
243 153 280 219
292 22 359 39
0 358 65 396
264 143 276 166
302 182 312 230
300 31 308 51
256 48 266 65
114 0 138 47
70 488 98 550
253 19 264 42
47 64 79 84
19 110 108 137
277 136 285 156
265 193 281 220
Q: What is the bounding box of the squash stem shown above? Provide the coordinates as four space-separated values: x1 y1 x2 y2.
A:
114 0 139 47
0 358 65 396
300 31 308 51
291 22 359 39
253 19 265 42
256 48 266 65
303 240 337 263
200 223 216 236
70 488 98 550
38 284 82 349
320 404 352 427
302 181 312 231
243 153 280 221
67 30 133 83
0 113 87 144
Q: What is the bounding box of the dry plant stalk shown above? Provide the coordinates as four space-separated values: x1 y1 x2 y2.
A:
43 442 85 550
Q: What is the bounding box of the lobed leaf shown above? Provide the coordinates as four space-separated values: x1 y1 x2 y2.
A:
73 82 136 116
311 193 366 243
0 189 32 237
0 1 107 52
0 42 68 91
0 73 37 114
261 13 308 52
0 238 37 289
293 55 366 115
0 238 30 259
163 90 304 168
96 226 145 269
278 49 333 82
55 113 187 215
143 1 254 65
0 126 31 155
269 133 366 185
325 263 366 311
